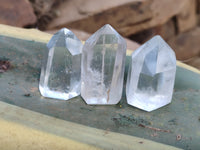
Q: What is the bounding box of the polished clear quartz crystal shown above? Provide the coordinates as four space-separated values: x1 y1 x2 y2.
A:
126 35 176 111
81 24 127 104
39 28 82 100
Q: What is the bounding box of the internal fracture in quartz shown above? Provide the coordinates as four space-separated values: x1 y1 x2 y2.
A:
39 28 82 100
126 35 176 112
81 24 127 104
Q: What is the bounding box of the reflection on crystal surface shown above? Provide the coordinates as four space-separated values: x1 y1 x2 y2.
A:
81 24 127 104
39 28 82 100
126 35 176 111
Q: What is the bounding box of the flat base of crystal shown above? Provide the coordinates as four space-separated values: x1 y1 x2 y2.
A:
39 86 79 100
83 97 119 105
127 96 171 112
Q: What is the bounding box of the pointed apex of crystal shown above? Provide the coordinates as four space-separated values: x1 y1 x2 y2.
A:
100 24 123 38
132 35 176 75
126 35 176 112
47 28 82 55
47 28 69 49
104 24 112 28
85 24 126 52
102 24 116 32
81 24 127 105
60 28 70 34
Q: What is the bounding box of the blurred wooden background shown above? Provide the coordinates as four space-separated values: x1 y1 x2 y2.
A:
0 0 200 69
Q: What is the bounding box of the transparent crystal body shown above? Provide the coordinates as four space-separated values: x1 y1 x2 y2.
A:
126 35 176 111
39 28 82 100
81 24 127 104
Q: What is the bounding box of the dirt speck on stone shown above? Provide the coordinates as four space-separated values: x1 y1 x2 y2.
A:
24 93 31 97
176 134 182 141
0 60 11 73
139 141 144 144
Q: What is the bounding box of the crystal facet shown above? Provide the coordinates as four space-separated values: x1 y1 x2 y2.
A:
39 28 82 100
81 24 127 105
126 35 176 111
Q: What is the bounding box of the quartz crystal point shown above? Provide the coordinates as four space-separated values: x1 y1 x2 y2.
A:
39 28 82 100
126 35 176 111
81 24 127 104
